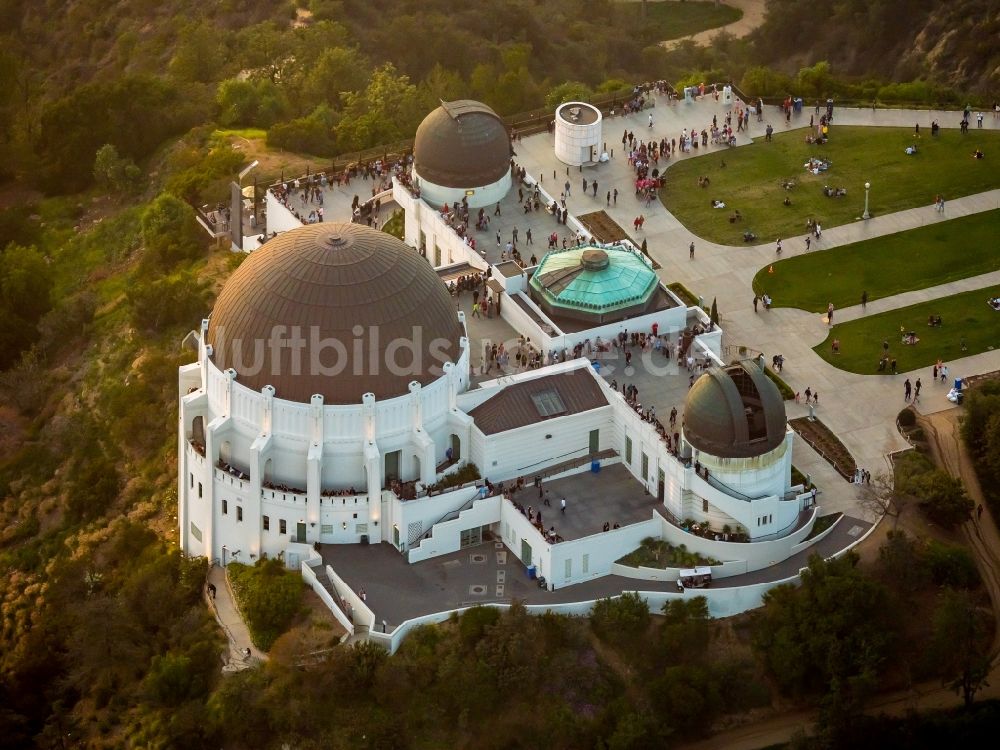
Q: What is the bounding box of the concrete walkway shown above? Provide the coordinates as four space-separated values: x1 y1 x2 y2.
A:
206 564 268 671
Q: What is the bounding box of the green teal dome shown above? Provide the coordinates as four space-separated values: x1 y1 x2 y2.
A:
529 245 659 323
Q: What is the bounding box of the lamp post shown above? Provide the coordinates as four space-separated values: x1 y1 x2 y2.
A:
863 181 871 219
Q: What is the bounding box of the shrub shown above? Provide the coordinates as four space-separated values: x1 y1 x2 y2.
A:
924 541 980 589
227 559 304 651
764 366 795 400
140 193 205 269
590 592 650 647
425 463 481 494
897 407 917 427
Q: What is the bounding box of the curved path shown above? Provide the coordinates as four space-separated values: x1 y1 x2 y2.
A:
660 0 767 49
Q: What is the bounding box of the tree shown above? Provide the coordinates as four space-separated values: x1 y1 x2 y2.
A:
216 78 286 128
335 64 424 152
303 47 369 105
140 192 204 269
169 24 226 83
859 470 907 527
876 530 927 595
910 469 973 529
546 81 593 109
709 297 719 327
660 597 711 658
590 592 650 648
93 144 143 196
0 242 53 324
929 588 991 707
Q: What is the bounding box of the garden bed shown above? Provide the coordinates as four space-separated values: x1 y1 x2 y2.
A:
805 512 842 541
667 281 700 307
764 366 795 400
789 417 857 480
617 537 720 569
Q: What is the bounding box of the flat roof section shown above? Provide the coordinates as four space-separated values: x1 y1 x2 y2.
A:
557 102 600 126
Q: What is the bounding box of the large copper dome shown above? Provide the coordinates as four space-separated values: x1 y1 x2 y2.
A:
413 100 511 188
683 360 787 459
206 223 463 404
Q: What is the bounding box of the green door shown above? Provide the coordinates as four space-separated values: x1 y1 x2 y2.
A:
296 522 307 543
589 429 599 454
520 539 532 566
385 450 401 484
657 469 665 501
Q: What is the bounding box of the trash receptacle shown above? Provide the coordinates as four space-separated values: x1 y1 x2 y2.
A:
591 460 601 474
591 359 601 373
794 98 803 112
527 565 537 580
956 392 964 405
360 534 369 545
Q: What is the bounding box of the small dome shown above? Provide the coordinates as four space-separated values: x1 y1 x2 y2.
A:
683 360 787 458
413 100 511 188
206 223 463 404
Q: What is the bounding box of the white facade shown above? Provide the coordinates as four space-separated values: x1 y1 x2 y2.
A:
412 167 512 210
554 102 603 166
178 316 472 564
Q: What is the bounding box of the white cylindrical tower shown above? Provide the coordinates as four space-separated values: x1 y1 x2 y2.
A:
554 102 603 166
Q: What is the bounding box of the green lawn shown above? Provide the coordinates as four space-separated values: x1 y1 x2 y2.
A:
814 286 1000 374
751 210 1000 313
661 126 1000 245
642 0 742 41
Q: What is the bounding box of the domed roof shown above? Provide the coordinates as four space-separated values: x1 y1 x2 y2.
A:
683 360 787 458
413 100 511 188
206 223 463 405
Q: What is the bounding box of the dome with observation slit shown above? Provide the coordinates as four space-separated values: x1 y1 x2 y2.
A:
206 223 463 404
683 360 787 458
413 100 512 188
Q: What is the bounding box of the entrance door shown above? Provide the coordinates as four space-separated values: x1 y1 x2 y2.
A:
450 434 461 462
295 522 307 543
589 429 599 454
460 526 481 548
657 469 665 502
520 539 532 566
393 524 400 549
385 450 401 485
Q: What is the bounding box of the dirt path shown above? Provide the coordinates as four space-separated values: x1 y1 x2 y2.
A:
681 409 1000 750
920 409 1000 654
659 0 767 50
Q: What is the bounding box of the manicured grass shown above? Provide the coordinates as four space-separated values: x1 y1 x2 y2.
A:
642 0 742 41
814 286 1000 374
661 126 1000 245
751 210 1000 313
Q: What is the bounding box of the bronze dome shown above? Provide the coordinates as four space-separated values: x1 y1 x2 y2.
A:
683 360 787 458
206 223 463 404
413 100 511 188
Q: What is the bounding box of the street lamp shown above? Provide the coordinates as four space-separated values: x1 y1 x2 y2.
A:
862 181 871 219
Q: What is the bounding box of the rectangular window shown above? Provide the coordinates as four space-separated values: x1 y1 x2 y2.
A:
263 515 270 531
190 522 202 542
356 523 369 534
237 506 243 522
321 524 333 534
703 498 709 513
279 519 287 534
625 436 633 464
582 554 589 574
641 453 648 480
190 473 193 488
198 482 203 498
564 558 572 580
222 498 228 515
531 389 566 417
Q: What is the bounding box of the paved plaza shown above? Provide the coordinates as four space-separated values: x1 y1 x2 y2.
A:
522 463 662 541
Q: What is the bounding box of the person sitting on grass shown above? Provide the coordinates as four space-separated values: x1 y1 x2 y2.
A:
905 144 918 155
831 338 840 354
973 149 984 159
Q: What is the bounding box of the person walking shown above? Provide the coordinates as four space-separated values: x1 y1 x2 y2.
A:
826 302 835 325
904 378 912 401
775 238 782 255
606 190 611 206
805 235 811 251
613 188 618 205
592 180 598 197
560 497 566 514
494 202 501 217
648 112 654 128
689 241 695 259
753 295 759 313
564 179 571 196
861 291 868 310
914 377 922 403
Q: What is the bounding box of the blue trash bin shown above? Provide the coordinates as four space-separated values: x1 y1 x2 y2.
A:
954 377 963 391
591 360 601 373
591 460 601 474
527 565 537 580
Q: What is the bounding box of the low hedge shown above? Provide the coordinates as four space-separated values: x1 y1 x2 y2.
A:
667 282 700 308
426 462 481 494
765 366 795 400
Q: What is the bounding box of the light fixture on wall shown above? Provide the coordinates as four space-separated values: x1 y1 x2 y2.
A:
342 521 348 530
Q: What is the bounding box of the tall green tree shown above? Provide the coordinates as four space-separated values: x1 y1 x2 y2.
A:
929 588 992 707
